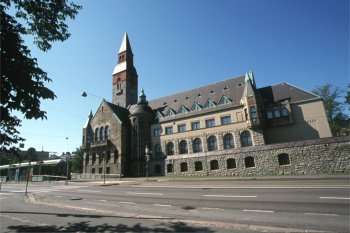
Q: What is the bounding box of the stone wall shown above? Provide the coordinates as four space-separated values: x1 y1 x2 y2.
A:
150 136 349 177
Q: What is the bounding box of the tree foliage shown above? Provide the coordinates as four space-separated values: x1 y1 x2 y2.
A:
71 147 83 173
312 84 349 136
0 0 82 149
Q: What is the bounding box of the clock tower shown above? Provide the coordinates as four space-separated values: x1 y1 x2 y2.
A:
112 32 138 108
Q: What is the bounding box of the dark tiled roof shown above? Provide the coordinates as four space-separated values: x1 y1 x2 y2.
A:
104 101 130 123
258 83 319 105
148 75 246 115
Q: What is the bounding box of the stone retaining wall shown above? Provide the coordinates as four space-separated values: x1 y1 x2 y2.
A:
150 136 349 176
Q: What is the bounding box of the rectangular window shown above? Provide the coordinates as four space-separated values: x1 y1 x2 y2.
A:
250 106 257 119
221 116 231 125
191 121 200 130
274 109 281 118
281 108 289 117
106 167 110 174
91 168 95 174
178 124 186 133
153 128 161 137
267 111 273 119
165 126 173 135
98 168 103 174
205 119 215 128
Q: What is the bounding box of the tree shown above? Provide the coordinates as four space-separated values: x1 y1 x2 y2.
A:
0 0 82 150
312 84 348 136
71 147 83 173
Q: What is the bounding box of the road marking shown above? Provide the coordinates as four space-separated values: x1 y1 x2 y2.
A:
137 185 350 189
76 190 101 193
118 201 135 205
203 195 257 198
243 209 274 213
319 196 350 200
53 196 62 198
154 204 172 207
0 197 6 200
304 212 339 217
127 192 164 196
99 200 107 202
202 207 224 211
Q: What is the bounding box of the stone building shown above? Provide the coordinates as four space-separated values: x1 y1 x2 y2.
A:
82 33 348 178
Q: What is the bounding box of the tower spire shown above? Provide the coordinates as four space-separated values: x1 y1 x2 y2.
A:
112 33 138 107
118 32 133 55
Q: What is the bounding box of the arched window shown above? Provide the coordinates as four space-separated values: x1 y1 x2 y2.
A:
104 126 109 140
210 160 219 170
166 142 174 155
155 164 161 174
193 138 202 153
227 158 236 169
241 131 252 147
278 153 290 165
223 133 234 149
179 140 188 154
99 127 104 141
245 156 255 168
180 162 188 172
195 161 203 171
155 144 162 159
94 128 99 142
207 136 217 151
167 164 173 173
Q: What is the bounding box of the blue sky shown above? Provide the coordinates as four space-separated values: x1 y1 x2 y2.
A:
17 0 349 155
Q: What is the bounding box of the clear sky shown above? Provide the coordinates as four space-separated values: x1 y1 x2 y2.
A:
17 0 349 156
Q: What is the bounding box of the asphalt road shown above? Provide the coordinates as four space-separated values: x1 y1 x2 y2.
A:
1 177 349 232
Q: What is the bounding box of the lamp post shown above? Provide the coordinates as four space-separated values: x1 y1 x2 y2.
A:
101 152 106 185
65 152 71 185
145 145 151 181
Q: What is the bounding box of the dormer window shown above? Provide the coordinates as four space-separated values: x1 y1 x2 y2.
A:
191 102 202 111
178 105 189 114
166 108 176 117
204 99 216 108
218 95 232 105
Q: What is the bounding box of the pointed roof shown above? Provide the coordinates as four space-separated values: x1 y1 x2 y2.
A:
118 32 133 55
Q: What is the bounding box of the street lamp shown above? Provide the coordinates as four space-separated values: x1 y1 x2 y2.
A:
100 152 106 185
145 145 151 181
65 152 71 185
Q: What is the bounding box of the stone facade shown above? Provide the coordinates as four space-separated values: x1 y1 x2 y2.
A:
82 33 343 178
147 136 350 177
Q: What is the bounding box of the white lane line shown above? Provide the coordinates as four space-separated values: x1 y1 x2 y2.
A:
0 197 7 200
243 209 274 213
154 204 172 207
304 212 339 217
203 195 257 198
202 207 224 211
319 196 350 200
53 196 62 198
76 190 101 193
127 192 164 196
118 201 136 205
99 200 107 202
137 185 349 189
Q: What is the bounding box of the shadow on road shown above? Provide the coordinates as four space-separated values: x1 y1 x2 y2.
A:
7 221 215 232
3 211 216 232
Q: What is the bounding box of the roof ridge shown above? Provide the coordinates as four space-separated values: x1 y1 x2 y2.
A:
149 74 245 103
